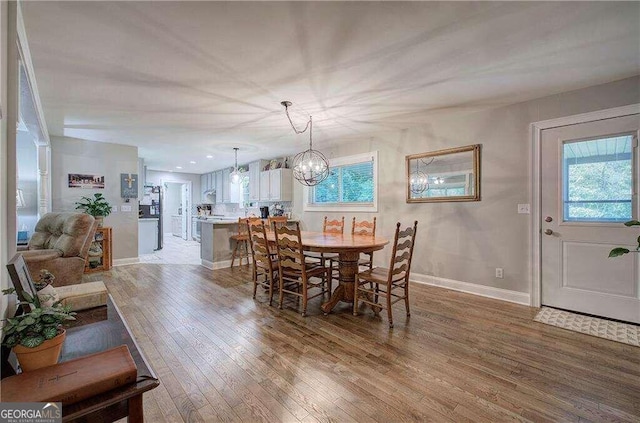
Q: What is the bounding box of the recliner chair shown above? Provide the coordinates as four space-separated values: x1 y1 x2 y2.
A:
19 212 98 286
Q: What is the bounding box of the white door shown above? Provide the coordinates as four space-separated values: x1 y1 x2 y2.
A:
181 184 189 240
541 114 640 323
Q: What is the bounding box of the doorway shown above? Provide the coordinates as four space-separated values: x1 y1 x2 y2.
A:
162 181 191 241
539 113 640 323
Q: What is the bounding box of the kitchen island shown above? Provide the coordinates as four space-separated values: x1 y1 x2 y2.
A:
200 217 299 269
200 219 239 269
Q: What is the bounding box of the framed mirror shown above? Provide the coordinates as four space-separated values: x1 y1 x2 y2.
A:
406 144 481 203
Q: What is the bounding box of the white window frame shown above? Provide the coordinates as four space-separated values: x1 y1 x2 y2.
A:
303 151 378 213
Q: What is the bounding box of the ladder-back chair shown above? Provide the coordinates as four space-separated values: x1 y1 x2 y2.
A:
353 221 418 328
247 218 278 305
230 217 250 267
273 222 330 316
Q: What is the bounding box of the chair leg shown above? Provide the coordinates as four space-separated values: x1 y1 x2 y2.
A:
404 281 410 317
252 272 258 299
387 287 393 328
327 261 333 294
301 279 308 317
278 273 284 310
231 241 238 268
268 273 274 306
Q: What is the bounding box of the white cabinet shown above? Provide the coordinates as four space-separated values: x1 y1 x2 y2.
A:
200 174 207 202
171 215 182 237
207 173 214 192
260 168 292 202
215 170 223 203
222 168 231 203
248 161 266 202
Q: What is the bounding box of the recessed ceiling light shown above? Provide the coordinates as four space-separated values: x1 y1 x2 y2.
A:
190 161 196 164
206 155 213 159
176 166 182 169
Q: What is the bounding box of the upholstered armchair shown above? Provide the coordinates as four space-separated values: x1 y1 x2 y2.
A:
20 212 98 286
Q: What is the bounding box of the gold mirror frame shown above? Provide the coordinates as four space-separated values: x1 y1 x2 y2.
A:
406 144 481 203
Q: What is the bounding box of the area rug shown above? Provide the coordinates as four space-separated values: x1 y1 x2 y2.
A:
534 307 639 347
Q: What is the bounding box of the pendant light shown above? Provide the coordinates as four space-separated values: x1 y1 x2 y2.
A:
409 157 434 194
230 147 241 184
281 101 329 186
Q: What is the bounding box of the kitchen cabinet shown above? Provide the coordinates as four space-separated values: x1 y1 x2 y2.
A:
171 215 182 237
200 174 207 202
215 170 223 203
260 168 293 202
207 173 214 193
222 168 231 202
248 160 267 202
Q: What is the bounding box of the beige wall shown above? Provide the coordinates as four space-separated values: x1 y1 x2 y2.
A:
293 76 640 294
51 136 139 260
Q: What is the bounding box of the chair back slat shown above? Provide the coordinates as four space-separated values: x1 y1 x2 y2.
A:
387 221 419 282
352 217 376 236
273 221 306 273
323 216 345 234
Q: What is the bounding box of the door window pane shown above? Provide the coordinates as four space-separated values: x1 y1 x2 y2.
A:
563 135 633 222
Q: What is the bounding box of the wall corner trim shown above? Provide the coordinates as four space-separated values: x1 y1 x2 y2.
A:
411 273 531 306
113 257 140 267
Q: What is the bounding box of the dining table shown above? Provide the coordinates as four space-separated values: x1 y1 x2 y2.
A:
267 230 389 313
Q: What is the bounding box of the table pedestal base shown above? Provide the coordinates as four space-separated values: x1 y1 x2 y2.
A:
321 251 359 314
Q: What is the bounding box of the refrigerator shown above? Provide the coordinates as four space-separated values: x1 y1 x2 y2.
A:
139 185 163 250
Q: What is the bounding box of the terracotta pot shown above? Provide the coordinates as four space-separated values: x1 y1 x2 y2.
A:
95 216 104 228
13 329 66 372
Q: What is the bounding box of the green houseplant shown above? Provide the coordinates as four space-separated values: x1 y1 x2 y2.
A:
609 220 640 257
2 287 76 371
75 193 112 227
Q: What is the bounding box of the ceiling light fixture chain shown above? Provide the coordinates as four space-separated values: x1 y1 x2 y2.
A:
281 101 329 187
230 147 242 184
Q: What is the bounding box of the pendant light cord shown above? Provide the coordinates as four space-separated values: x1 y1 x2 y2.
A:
283 103 313 149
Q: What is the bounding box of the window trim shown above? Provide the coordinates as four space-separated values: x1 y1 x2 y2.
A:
303 151 378 213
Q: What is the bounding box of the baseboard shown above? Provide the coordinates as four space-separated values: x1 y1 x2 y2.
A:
411 273 530 305
201 259 232 270
113 257 140 267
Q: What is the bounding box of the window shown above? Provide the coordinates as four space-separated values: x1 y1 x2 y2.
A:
305 151 378 212
563 135 634 222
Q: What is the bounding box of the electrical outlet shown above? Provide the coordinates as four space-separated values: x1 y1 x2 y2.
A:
517 204 530 214
121 205 132 212
495 268 504 279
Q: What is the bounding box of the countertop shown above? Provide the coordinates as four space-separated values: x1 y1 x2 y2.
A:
139 217 159 221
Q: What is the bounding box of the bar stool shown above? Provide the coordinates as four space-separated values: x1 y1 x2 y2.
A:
230 218 250 267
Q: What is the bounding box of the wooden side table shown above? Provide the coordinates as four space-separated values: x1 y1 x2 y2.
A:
85 227 112 273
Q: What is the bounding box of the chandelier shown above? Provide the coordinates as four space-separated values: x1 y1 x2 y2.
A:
230 147 242 184
409 157 434 194
281 101 329 186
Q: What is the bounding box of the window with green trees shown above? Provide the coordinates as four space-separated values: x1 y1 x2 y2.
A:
308 152 377 211
563 135 634 222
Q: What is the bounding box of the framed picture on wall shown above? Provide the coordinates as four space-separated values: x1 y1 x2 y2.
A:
6 254 40 310
68 173 105 189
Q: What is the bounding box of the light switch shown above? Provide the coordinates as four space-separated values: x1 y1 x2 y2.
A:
121 205 132 212
517 204 530 214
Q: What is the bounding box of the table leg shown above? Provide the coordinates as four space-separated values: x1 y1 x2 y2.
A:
128 394 144 423
321 251 359 313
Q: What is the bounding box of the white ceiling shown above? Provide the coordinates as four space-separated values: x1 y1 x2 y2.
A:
21 1 640 174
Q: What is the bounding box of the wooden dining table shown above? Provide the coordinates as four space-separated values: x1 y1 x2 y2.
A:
267 231 389 313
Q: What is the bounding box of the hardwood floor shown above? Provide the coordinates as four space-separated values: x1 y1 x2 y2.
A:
90 264 640 423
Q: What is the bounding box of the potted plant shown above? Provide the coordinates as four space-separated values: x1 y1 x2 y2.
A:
75 193 112 227
2 287 75 372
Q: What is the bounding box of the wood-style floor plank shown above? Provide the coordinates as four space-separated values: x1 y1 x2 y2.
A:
88 264 639 423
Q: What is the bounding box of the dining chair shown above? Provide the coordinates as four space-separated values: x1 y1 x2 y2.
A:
268 216 288 230
247 219 278 306
273 222 330 316
230 217 250 268
306 216 344 268
328 217 377 285
353 221 418 328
